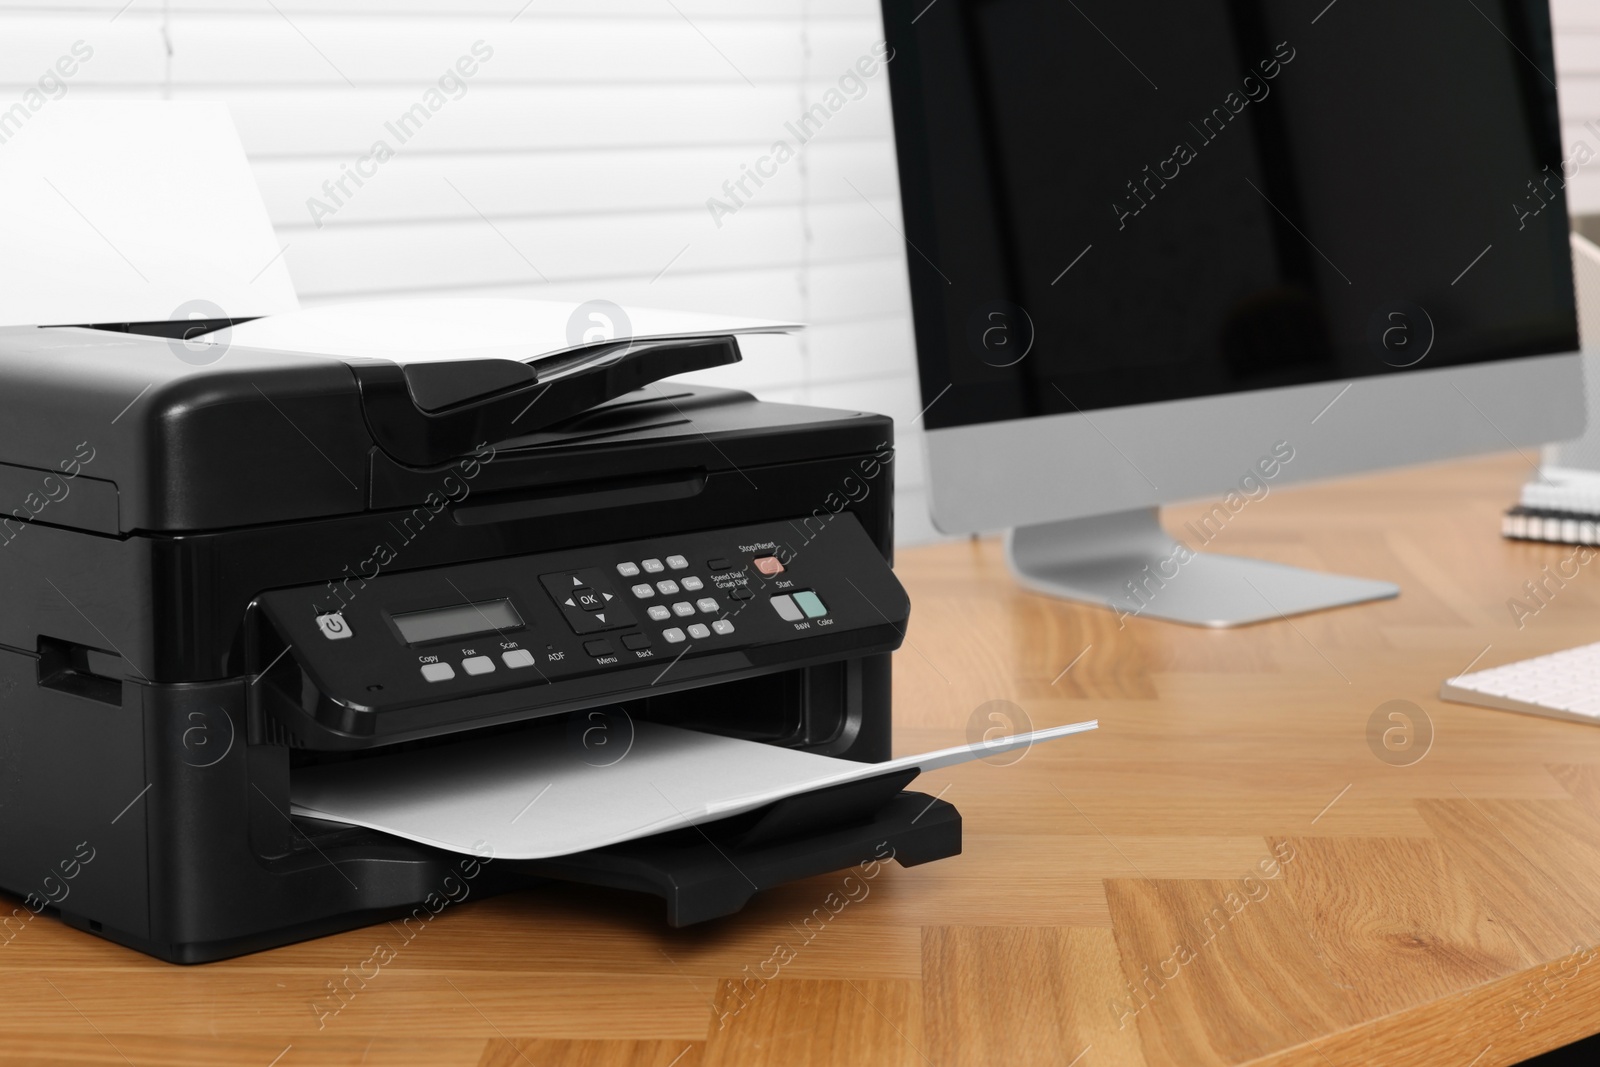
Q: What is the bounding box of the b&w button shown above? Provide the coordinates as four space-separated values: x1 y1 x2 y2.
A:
642 558 665 573
616 561 640 577
420 662 455 683
666 554 689 570
663 627 686 643
712 619 735 635
672 601 695 617
647 604 671 621
687 623 710 639
631 583 655 599
696 597 719 614
681 576 704 591
657 579 680 595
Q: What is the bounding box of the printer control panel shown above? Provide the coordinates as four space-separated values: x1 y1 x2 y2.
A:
254 513 908 742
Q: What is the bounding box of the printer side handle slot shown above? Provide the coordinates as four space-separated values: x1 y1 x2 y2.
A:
357 336 743 468
36 636 123 707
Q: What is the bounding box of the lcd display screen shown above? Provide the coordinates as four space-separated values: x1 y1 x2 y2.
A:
391 599 523 645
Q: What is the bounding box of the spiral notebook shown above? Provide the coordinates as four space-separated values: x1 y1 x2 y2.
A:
1502 467 1600 545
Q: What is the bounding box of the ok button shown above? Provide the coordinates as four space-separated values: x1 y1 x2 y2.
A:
574 586 604 612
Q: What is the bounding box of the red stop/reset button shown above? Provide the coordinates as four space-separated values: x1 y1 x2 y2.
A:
752 555 785 576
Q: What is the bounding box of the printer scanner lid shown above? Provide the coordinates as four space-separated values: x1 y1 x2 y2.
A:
0 302 887 536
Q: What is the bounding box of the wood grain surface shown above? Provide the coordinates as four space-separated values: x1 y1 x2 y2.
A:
6 453 1600 1066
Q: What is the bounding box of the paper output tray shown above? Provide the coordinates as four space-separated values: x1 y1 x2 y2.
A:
514 770 961 925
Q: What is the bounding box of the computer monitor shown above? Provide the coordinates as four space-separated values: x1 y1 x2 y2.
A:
880 0 1583 626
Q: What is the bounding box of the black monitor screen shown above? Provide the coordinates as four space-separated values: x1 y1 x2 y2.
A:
881 0 1577 431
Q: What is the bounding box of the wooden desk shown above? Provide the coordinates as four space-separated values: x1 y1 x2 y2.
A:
7 454 1600 1066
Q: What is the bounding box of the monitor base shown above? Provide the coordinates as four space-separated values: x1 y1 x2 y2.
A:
1005 508 1399 628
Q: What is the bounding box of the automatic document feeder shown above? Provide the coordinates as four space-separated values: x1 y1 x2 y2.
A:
0 316 963 962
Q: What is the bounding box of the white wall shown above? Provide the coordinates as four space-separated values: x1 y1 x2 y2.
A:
0 0 939 543
1557 0 1600 216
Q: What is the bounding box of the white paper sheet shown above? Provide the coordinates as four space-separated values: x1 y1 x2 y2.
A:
214 297 803 366
0 101 298 326
290 719 1097 859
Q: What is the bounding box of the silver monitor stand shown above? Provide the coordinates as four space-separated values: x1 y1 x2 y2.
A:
924 353 1582 629
1006 507 1398 628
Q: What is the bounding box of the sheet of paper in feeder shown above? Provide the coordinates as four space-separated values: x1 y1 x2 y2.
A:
289 718 1097 860
0 101 298 327
216 297 804 366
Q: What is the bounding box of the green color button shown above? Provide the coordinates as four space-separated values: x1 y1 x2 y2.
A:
793 590 827 618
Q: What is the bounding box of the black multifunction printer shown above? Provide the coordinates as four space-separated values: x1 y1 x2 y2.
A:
0 320 961 962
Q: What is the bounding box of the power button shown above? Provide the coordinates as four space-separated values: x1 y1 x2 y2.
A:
315 612 353 640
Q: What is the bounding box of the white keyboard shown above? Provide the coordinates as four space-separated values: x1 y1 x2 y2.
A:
1442 641 1600 724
